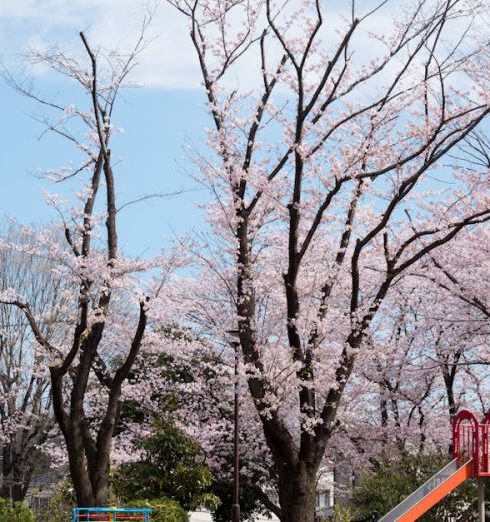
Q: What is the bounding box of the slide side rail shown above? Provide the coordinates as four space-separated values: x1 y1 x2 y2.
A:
379 459 470 522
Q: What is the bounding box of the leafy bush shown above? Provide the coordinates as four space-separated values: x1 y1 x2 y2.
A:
330 505 353 522
210 482 270 522
124 498 188 522
0 498 35 522
40 480 76 522
113 419 218 511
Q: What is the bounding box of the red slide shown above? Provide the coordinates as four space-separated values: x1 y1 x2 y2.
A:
378 459 473 521
380 408 490 521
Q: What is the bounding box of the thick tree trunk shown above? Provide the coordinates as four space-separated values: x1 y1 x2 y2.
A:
66 451 110 507
93 473 110 507
1 468 30 502
66 438 97 507
1 446 35 501
61 368 126 507
1 481 27 503
66 462 110 507
277 461 317 522
64 422 114 507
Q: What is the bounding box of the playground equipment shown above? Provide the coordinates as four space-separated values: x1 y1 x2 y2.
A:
379 409 490 521
72 507 152 521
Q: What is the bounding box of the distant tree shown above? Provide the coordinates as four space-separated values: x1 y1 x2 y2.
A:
0 220 67 501
114 344 274 520
334 238 490 466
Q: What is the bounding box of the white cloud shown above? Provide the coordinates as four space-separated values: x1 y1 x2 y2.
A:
0 0 201 89
0 0 485 92
0 0 406 91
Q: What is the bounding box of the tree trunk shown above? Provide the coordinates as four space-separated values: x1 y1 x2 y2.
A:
1 481 27 503
93 473 109 507
277 461 317 522
65 434 112 507
1 446 34 501
1 466 30 502
66 439 97 507
66 448 110 507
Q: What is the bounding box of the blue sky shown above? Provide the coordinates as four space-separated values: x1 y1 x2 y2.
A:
0 1 213 258
0 1 413 259
1 79 210 258
1 1 486 258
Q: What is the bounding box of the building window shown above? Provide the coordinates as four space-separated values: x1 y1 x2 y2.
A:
315 490 331 508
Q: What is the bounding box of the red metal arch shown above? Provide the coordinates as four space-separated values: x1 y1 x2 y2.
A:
454 409 479 424
452 410 479 476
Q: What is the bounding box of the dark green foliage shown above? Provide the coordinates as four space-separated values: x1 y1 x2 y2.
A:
113 419 272 521
115 347 271 520
0 498 35 522
123 498 189 522
112 419 218 512
351 453 485 521
210 482 271 522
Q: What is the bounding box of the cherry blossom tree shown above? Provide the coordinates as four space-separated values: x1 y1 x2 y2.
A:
350 274 489 460
411 223 490 417
0 220 68 501
329 261 490 516
169 0 490 519
0 20 176 506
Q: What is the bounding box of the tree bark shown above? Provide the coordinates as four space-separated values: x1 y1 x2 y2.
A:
277 461 317 522
1 457 32 501
1 444 39 502
65 432 96 506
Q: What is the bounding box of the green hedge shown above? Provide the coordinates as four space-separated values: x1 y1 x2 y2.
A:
0 498 35 522
124 498 188 522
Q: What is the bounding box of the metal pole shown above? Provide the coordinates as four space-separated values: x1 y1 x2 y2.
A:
478 479 485 522
232 339 240 522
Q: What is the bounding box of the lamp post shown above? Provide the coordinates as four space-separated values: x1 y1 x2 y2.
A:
478 479 485 522
227 329 241 522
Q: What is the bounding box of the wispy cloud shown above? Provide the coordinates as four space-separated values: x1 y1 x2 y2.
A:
0 0 201 89
1 0 484 92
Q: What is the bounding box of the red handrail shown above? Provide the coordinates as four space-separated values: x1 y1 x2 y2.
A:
452 409 490 477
